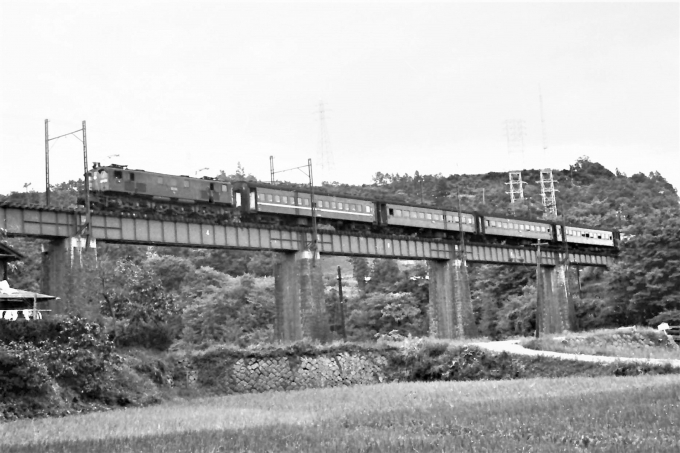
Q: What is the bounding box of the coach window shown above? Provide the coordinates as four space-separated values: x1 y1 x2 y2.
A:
409 211 416 219
266 194 273 202
467 218 473 224
426 213 432 220
366 205 372 213
129 173 135 181
395 210 402 217
114 170 123 179
337 202 343 210
418 212 425 219
221 185 228 192
350 204 356 212
281 196 287 204
303 198 310 206
501 222 507 229
183 180 190 188
273 195 279 203
331 201 336 209
258 193 264 201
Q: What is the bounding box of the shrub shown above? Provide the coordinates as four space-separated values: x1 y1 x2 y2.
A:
0 342 52 397
115 321 176 351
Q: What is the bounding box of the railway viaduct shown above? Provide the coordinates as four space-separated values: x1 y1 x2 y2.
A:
1 203 616 339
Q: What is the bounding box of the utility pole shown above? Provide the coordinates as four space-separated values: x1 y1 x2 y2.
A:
559 199 569 265
337 266 347 340
44 120 89 210
308 158 318 256
270 156 275 184
456 185 466 264
45 120 50 205
534 238 542 337
269 158 318 262
82 121 91 249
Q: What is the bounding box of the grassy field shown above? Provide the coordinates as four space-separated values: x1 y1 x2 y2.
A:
2 375 679 452
521 328 680 361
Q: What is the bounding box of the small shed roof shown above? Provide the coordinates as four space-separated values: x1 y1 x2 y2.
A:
0 281 58 302
0 242 24 263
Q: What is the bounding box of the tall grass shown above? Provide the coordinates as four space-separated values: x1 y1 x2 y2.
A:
2 375 679 452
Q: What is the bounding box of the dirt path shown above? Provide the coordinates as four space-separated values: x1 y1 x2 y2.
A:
472 339 680 369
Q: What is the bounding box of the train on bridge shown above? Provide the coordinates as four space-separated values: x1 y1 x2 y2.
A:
85 163 619 252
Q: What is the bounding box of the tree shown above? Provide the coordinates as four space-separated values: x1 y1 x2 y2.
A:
346 292 421 340
144 253 196 293
365 259 401 293
349 257 370 293
100 258 181 349
180 271 275 346
495 285 537 336
605 208 680 325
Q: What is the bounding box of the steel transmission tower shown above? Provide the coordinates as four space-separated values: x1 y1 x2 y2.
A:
505 171 527 204
538 169 558 217
504 119 526 156
316 101 334 184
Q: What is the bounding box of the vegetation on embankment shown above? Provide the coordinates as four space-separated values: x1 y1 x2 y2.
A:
2 375 679 452
521 327 680 361
3 318 678 423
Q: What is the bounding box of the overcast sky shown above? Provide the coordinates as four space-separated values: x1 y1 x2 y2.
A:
1 1 678 196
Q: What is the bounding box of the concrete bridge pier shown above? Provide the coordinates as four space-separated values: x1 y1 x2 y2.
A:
536 263 576 335
274 250 330 342
428 259 478 339
41 237 98 317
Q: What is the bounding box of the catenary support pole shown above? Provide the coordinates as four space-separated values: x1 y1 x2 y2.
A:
45 119 50 206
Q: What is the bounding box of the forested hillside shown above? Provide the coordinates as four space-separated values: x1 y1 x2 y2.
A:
1 156 679 344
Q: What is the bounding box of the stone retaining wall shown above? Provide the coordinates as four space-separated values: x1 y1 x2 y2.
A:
176 350 390 394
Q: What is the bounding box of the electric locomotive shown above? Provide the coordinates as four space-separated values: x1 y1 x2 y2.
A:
87 163 237 219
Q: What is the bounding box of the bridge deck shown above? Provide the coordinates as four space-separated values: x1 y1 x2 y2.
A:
0 203 615 267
